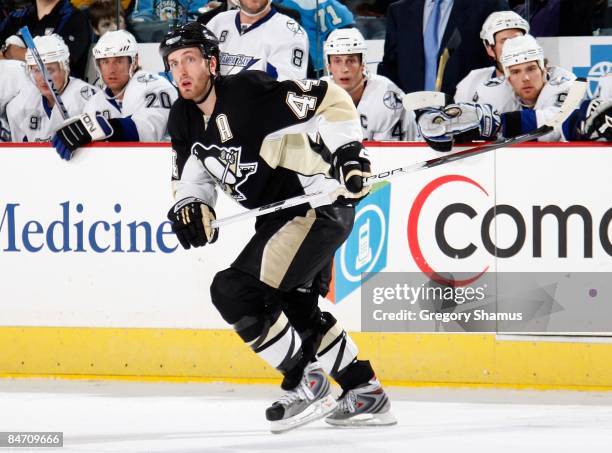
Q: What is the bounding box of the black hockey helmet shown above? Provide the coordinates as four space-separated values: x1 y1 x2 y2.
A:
159 22 220 71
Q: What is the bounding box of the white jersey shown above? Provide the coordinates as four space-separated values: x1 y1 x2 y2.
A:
208 8 308 81
597 73 612 99
84 70 177 141
504 66 576 141
6 77 97 143
322 74 419 141
0 60 34 141
455 66 517 113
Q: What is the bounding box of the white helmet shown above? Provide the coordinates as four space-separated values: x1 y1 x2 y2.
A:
324 28 367 61
480 11 529 47
25 34 70 70
500 34 544 77
93 30 139 78
93 30 138 60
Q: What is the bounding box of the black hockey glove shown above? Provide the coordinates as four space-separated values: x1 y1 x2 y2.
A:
52 113 113 160
167 197 218 250
581 99 612 141
331 141 371 204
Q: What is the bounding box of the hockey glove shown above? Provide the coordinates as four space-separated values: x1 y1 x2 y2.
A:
331 141 371 204
52 113 114 161
417 103 501 152
167 197 218 250
581 99 612 141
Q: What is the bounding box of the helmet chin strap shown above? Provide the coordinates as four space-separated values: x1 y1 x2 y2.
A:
194 60 217 105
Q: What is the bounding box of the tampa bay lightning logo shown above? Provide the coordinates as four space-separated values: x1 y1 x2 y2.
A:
192 143 258 201
548 75 573 87
383 91 403 110
137 73 158 84
80 86 95 100
286 20 304 36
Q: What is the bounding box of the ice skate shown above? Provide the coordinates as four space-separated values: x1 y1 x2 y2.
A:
325 378 397 427
266 362 337 434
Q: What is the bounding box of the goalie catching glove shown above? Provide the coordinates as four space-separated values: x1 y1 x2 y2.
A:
52 113 113 160
417 103 501 152
167 197 218 250
330 141 371 204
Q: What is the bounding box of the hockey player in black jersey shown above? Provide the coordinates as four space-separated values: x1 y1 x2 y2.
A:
160 22 396 433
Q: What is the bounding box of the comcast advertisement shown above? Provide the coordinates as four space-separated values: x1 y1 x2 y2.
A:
1 144 610 332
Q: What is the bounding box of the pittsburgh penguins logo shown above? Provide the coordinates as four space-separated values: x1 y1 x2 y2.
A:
192 143 258 201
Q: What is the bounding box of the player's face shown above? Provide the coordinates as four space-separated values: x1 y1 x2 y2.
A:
98 56 131 93
488 29 524 62
167 48 215 100
507 61 545 104
30 62 67 96
239 0 269 15
328 54 364 93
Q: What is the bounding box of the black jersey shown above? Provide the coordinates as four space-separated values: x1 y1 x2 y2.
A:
168 71 362 210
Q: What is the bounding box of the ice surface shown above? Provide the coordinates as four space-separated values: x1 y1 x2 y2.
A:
1 379 611 453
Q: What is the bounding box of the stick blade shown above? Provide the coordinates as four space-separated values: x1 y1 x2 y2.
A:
445 28 462 53
402 91 448 111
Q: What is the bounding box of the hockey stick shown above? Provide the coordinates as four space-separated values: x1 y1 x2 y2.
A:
19 26 69 120
211 79 587 229
402 91 448 112
435 28 461 92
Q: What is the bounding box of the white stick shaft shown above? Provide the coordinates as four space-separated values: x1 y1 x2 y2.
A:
211 188 343 228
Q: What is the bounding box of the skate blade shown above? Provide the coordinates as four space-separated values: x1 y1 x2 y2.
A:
270 394 337 434
325 410 398 427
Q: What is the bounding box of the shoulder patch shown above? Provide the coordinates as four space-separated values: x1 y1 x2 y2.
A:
484 78 504 87
80 86 95 100
549 75 573 86
286 20 304 36
137 73 159 84
383 90 403 110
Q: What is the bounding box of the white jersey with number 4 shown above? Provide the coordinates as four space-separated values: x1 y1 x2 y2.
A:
6 77 97 142
84 70 177 141
323 74 419 141
208 8 309 81
455 66 517 113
